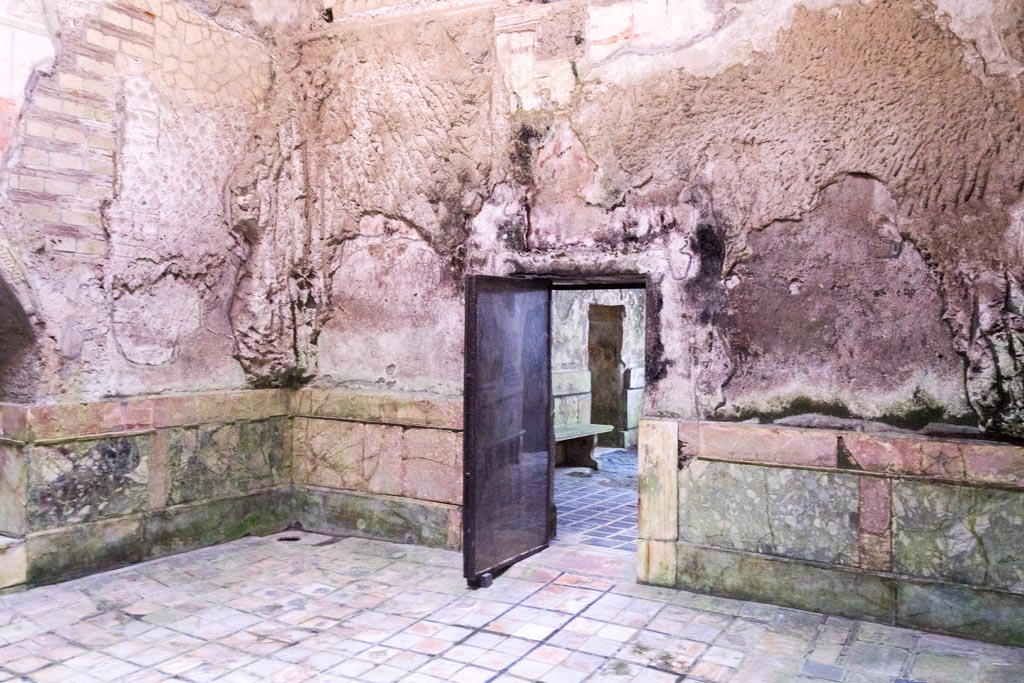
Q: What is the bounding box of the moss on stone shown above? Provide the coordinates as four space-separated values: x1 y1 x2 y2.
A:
293 487 451 549
719 393 976 432
144 491 290 560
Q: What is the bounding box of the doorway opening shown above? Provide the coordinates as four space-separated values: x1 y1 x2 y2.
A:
552 287 645 553
463 275 647 587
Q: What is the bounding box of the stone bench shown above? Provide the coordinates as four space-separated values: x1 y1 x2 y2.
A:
554 423 613 469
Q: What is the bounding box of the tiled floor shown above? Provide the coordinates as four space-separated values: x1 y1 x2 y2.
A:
554 447 638 552
0 532 1019 682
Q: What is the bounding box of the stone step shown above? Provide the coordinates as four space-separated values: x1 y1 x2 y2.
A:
0 536 26 590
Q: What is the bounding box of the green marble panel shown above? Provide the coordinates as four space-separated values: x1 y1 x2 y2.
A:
897 580 1024 647
26 516 144 585
679 461 860 566
27 436 149 531
144 490 290 560
293 486 452 549
677 542 896 622
893 481 1024 593
166 419 286 506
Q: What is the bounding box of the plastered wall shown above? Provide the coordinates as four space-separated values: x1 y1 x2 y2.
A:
218 0 1024 438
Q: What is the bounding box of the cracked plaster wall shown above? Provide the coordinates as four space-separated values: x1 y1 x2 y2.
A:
0 0 302 401
225 0 1024 438
3 0 1024 439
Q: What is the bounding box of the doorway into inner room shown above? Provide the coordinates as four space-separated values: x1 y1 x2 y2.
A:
462 275 646 588
551 287 645 553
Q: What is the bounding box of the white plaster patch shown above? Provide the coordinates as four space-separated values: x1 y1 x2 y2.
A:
249 0 309 28
586 0 860 83
587 0 717 64
495 23 576 112
934 0 1024 76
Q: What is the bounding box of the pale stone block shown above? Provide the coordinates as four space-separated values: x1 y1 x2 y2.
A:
9 174 44 192
52 124 87 144
637 539 676 587
101 7 134 31
552 370 591 396
841 432 1024 487
85 28 119 51
292 418 366 490
122 42 154 62
687 421 838 469
87 134 116 151
363 423 402 496
0 541 26 589
45 177 80 196
132 19 155 37
19 146 48 167
401 429 461 505
0 444 25 537
638 419 678 542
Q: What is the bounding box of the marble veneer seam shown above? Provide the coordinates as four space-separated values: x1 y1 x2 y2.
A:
25 485 290 537
677 542 1024 598
692 456 1024 492
30 428 157 446
291 413 462 431
295 483 460 507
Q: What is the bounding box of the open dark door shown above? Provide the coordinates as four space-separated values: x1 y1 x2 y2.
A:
464 275 553 588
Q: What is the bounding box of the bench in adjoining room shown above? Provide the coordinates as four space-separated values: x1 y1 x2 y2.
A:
554 423 613 469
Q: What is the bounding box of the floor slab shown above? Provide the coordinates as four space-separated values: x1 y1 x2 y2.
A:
0 532 1018 682
555 447 638 552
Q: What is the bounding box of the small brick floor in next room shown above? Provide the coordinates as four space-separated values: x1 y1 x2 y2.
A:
0 532 1019 682
554 447 639 552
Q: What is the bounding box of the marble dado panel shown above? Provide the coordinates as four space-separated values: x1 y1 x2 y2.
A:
0 403 27 443
662 418 1024 647
292 487 460 551
14 389 291 443
27 436 150 531
292 418 461 506
679 421 838 469
678 460 860 566
23 417 290 533
165 419 287 507
3 388 463 588
894 481 1024 593
6 388 459 446
0 442 25 537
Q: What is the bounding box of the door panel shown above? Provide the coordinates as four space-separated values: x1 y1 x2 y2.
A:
464 276 553 585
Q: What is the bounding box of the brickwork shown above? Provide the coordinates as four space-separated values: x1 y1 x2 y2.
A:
0 0 273 402
4 2 140 259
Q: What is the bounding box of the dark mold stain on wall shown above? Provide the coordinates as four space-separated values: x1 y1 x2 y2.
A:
210 0 1024 437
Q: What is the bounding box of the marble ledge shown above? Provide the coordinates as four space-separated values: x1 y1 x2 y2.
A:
1 387 464 443
291 387 463 430
677 420 1024 490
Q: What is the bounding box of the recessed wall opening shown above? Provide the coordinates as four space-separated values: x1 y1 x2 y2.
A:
0 274 35 402
462 275 647 587
552 288 645 553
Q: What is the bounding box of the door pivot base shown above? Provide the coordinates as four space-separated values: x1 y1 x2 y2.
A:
467 572 494 589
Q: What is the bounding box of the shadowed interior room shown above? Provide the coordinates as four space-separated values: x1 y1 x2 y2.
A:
0 0 1023 680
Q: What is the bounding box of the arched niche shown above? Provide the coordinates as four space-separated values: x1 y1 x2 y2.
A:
0 265 38 402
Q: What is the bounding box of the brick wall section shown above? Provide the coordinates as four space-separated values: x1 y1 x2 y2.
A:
0 99 17 157
3 1 154 259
